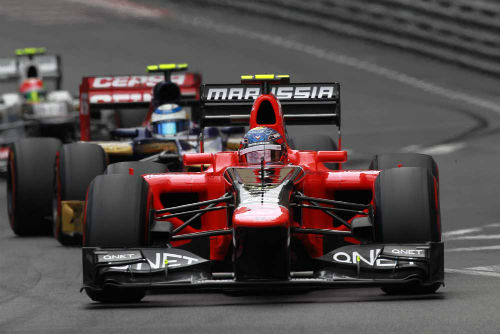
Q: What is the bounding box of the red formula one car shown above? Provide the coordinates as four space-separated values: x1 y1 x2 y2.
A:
82 75 443 303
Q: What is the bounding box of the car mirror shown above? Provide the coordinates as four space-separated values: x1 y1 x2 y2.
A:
183 153 213 166
317 151 347 163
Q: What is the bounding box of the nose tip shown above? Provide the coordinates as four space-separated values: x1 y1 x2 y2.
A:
233 204 289 228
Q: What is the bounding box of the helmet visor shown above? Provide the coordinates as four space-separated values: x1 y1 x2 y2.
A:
152 119 188 136
240 144 282 164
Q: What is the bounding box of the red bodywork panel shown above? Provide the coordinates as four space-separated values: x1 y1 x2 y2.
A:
78 73 202 141
143 92 380 260
146 150 378 260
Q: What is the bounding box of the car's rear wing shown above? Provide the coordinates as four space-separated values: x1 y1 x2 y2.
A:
200 82 341 128
79 72 202 140
0 54 62 88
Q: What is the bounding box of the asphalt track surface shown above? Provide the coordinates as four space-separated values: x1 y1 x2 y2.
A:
0 1 499 333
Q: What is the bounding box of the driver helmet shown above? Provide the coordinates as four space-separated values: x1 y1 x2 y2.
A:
150 103 188 137
239 127 286 164
19 78 45 103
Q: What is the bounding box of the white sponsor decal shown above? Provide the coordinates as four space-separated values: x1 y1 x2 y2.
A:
390 248 425 256
103 253 137 261
110 252 200 270
89 93 152 104
332 249 396 267
206 85 335 101
90 74 186 89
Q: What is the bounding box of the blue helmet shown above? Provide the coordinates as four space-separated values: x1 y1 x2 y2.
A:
239 127 286 164
150 104 188 137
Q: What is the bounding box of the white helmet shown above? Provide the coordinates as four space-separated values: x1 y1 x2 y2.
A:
150 104 188 137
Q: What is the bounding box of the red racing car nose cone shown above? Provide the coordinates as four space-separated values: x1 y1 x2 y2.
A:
232 204 289 228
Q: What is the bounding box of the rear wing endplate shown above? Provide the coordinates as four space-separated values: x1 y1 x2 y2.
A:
200 82 341 127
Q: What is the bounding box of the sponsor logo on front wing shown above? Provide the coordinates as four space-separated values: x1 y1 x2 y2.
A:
102 253 137 261
110 252 199 271
384 246 427 258
331 246 426 267
332 249 396 267
97 251 142 262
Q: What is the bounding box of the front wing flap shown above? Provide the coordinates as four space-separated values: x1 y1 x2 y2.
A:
82 242 443 292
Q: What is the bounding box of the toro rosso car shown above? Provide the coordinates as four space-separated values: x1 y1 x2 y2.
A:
53 64 243 245
82 75 443 302
0 47 76 174
7 63 219 239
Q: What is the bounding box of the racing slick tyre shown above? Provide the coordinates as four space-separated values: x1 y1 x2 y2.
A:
83 174 150 302
369 153 438 182
7 137 61 236
374 167 441 295
54 143 107 246
291 134 338 169
105 161 167 175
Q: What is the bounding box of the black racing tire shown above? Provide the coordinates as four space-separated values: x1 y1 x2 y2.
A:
105 161 167 175
85 287 145 303
374 167 440 243
84 174 150 247
54 143 107 246
369 153 439 182
83 174 150 303
374 167 442 295
7 137 61 236
291 134 338 169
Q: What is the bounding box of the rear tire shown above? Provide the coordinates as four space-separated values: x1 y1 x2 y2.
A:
84 174 150 302
7 137 61 236
54 143 107 246
374 167 442 294
105 161 167 175
291 134 338 169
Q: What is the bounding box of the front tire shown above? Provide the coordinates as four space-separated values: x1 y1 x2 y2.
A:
83 174 150 302
374 167 442 294
84 174 150 247
369 153 438 182
8 137 61 236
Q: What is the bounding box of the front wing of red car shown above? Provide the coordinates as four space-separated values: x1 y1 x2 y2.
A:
82 242 443 293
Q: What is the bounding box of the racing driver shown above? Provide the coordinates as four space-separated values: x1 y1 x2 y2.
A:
238 127 287 164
